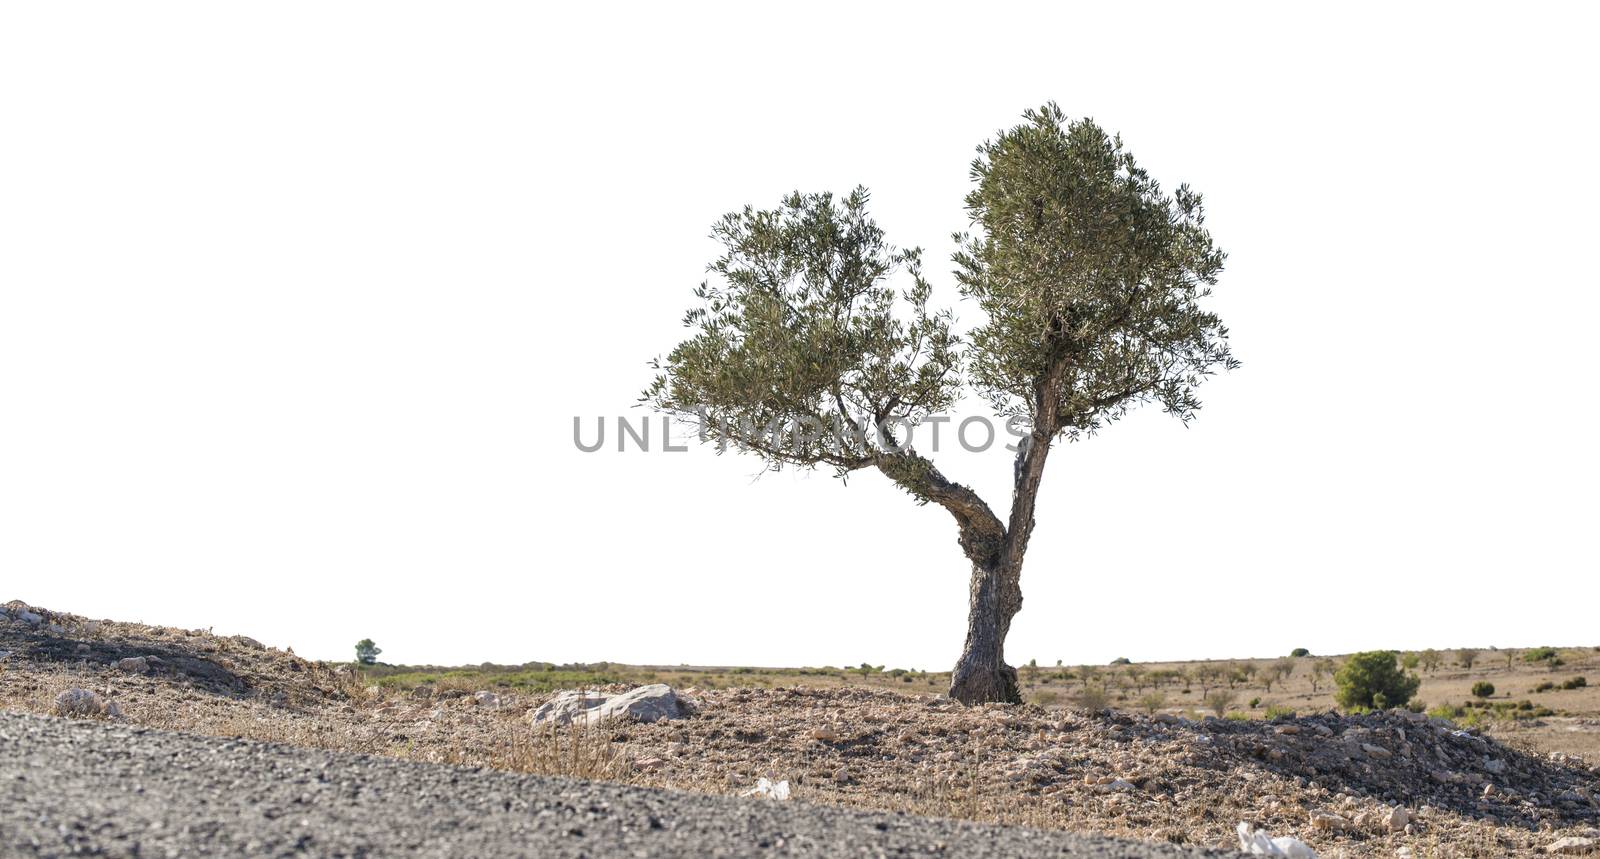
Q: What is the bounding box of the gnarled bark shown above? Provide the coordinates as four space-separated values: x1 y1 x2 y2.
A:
948 562 1023 704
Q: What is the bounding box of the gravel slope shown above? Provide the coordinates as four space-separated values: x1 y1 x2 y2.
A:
0 711 1229 859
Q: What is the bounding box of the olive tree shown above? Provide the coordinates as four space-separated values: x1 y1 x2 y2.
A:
646 105 1236 704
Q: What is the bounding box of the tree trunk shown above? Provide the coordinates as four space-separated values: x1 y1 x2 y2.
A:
948 562 1022 704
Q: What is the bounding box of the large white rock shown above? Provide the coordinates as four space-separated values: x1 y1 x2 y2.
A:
528 690 612 726
594 684 681 723
528 684 682 726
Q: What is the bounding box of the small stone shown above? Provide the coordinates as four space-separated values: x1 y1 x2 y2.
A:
52 688 105 718
1483 784 1497 797
1310 811 1349 832
1385 805 1409 833
633 757 665 771
115 656 149 674
103 700 123 718
472 691 501 708
1275 725 1300 735
809 726 841 742
1362 742 1393 759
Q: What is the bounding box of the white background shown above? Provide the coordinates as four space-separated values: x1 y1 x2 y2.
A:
3 2 1596 670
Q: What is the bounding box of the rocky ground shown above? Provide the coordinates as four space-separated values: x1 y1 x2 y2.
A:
2 710 1231 859
4 600 1600 857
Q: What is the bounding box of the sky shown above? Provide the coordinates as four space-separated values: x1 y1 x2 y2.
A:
2 2 1597 672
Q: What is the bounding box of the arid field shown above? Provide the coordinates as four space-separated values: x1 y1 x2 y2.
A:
4 599 1598 857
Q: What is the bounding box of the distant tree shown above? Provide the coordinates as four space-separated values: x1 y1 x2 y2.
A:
1471 681 1495 699
1456 648 1480 669
1419 649 1442 672
1308 659 1330 693
354 639 381 666
1077 665 1101 688
1225 662 1251 689
1334 651 1420 711
645 105 1236 704
1400 652 1421 670
1194 663 1223 696
1124 664 1147 692
1264 658 1295 692
1137 691 1167 714
1289 648 1311 658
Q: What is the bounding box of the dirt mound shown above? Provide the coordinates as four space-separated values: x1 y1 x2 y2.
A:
609 687 1600 855
0 600 346 707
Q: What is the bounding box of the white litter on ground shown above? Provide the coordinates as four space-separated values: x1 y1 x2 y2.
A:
1237 822 1318 858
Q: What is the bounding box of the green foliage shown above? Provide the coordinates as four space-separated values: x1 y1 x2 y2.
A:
954 104 1235 431
354 638 381 666
645 187 959 472
1263 704 1296 720
1333 651 1421 711
1533 681 1555 693
1523 646 1559 663
1248 696 1261 709
1427 704 1464 722
1563 676 1587 690
1400 652 1421 670
1289 648 1310 658
1471 681 1495 699
1109 657 1131 665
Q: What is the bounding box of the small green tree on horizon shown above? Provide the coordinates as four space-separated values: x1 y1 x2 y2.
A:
1334 651 1420 711
355 638 382 666
646 105 1237 705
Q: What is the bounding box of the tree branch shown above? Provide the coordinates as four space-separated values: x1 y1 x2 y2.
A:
873 448 1006 567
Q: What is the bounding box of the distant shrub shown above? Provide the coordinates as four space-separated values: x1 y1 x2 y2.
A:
1204 689 1238 717
1264 704 1296 720
1075 685 1111 711
1562 677 1587 690
1427 704 1464 722
1290 648 1310 658
1523 647 1559 663
1533 681 1556 693
1248 697 1261 709
1110 657 1131 665
1334 651 1421 711
1224 712 1250 721
1400 652 1421 670
1136 692 1167 714
1031 689 1063 707
1471 681 1495 699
